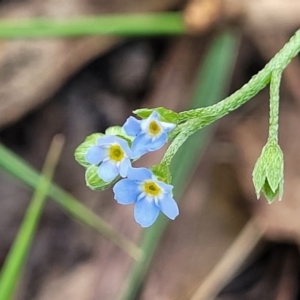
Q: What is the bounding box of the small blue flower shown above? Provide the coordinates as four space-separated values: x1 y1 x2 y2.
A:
123 111 176 159
85 135 131 182
113 167 179 227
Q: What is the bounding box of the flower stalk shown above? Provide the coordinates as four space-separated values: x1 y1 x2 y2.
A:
252 69 284 202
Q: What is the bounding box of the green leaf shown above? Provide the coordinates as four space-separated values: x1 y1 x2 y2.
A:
0 13 184 39
74 133 104 168
133 107 178 124
85 165 115 191
0 136 64 300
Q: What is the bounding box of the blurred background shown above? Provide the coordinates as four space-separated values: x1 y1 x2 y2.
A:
0 0 300 299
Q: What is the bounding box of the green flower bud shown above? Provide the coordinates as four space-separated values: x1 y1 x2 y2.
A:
252 140 284 203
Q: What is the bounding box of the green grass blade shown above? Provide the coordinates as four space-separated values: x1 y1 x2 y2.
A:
0 13 184 38
118 30 239 300
0 135 64 300
0 144 142 260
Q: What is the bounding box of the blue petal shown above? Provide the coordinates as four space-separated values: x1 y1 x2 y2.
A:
98 160 118 182
127 167 152 181
132 133 151 148
154 180 173 193
150 111 160 120
97 135 117 146
117 138 131 156
113 179 139 205
134 198 160 227
140 111 161 133
131 147 149 159
158 195 179 220
85 146 106 165
131 134 151 158
119 158 131 177
123 117 141 136
160 121 176 132
147 133 167 151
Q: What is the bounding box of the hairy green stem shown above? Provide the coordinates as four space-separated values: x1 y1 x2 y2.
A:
179 28 300 122
268 69 282 142
162 119 196 166
164 28 300 164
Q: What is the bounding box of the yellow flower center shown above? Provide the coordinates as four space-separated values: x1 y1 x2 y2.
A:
109 144 124 162
143 180 161 197
148 121 161 136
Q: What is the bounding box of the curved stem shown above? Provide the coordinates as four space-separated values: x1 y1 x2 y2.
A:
179 29 300 123
165 29 300 164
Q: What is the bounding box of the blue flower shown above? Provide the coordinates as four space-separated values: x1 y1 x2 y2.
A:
113 167 179 227
123 111 176 159
85 135 131 182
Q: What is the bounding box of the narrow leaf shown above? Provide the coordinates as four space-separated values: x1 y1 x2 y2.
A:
0 135 64 300
0 13 184 39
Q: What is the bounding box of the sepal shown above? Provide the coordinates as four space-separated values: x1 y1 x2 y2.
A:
105 126 133 145
134 107 178 124
85 165 117 190
252 140 284 203
74 133 104 168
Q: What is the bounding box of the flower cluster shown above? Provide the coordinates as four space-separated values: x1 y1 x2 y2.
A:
75 111 178 227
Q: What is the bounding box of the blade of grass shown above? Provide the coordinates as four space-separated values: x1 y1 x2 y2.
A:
117 30 240 300
0 13 184 38
0 143 142 260
0 135 64 300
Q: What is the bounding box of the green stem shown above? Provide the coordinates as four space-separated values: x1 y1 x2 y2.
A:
0 13 184 38
165 28 300 162
268 69 282 142
162 120 194 166
179 28 300 123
